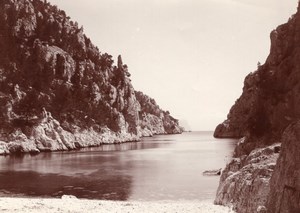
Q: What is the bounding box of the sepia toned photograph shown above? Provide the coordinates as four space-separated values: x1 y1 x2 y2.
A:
0 0 299 212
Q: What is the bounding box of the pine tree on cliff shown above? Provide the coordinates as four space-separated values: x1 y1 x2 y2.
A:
0 0 182 155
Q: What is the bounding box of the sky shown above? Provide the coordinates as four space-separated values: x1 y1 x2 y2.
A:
48 0 298 131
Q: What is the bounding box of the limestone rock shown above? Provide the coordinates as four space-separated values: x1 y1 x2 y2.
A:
136 91 183 135
214 6 300 142
0 0 182 155
214 2 300 212
139 113 165 136
266 122 300 213
215 144 280 213
0 141 9 155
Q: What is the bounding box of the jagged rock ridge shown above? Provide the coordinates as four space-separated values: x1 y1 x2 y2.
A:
0 0 183 155
214 2 300 213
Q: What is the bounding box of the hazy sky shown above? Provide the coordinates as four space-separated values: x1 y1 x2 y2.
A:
48 0 298 131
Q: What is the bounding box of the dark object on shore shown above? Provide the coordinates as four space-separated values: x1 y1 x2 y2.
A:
203 168 221 176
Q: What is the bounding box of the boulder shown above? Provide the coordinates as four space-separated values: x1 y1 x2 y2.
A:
215 144 280 213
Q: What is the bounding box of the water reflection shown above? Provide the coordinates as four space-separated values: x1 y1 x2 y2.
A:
0 132 237 201
0 170 132 200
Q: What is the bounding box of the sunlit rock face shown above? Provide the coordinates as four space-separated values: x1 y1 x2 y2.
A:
0 0 182 154
214 3 300 213
135 91 183 137
215 143 280 213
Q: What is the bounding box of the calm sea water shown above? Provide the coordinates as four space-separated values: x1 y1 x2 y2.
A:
0 132 236 201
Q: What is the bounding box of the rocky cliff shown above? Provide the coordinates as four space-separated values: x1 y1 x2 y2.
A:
214 2 300 213
135 91 183 136
267 122 300 213
0 0 182 155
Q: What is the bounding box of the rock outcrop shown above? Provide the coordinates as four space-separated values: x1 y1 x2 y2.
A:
0 0 182 155
267 122 300 213
136 91 183 136
215 143 280 213
214 2 300 213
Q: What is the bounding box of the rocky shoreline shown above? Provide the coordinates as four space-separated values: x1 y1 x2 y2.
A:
214 143 280 213
0 109 182 155
0 0 183 155
214 2 300 212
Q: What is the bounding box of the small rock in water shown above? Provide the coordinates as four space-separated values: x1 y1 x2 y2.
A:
202 168 222 176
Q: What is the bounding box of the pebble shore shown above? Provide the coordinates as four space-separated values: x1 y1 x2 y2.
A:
0 197 234 213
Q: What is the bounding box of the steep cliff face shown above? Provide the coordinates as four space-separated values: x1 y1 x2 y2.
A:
0 0 182 154
214 3 300 213
215 4 300 143
267 122 300 213
136 91 183 136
